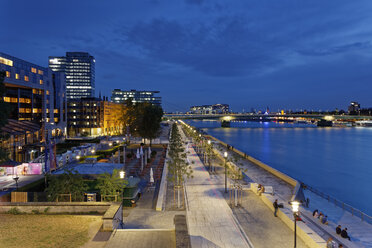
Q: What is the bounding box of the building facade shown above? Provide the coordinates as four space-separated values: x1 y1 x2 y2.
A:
348 101 360 115
67 97 123 137
111 89 161 106
190 104 229 114
0 52 67 162
49 52 95 100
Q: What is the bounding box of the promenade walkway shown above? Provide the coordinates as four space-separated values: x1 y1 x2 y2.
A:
213 141 372 248
179 125 253 247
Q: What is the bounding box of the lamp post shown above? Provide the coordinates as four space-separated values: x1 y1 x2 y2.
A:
207 140 211 170
13 175 19 191
290 201 300 248
224 151 228 193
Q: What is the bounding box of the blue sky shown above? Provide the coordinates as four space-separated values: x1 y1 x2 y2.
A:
2 0 372 112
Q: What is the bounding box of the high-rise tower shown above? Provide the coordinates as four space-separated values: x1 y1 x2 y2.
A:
49 52 95 100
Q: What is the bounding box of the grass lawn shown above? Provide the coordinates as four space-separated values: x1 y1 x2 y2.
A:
0 214 100 248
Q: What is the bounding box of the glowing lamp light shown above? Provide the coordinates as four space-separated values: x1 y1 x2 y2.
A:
208 140 211 145
119 170 125 179
76 155 81 160
91 150 95 154
224 152 228 158
109 142 113 146
291 201 300 213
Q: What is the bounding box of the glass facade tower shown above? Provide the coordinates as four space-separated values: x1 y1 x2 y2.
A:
49 52 95 100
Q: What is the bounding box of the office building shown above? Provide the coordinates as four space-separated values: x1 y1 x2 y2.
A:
190 104 229 114
49 52 95 99
111 89 161 106
67 97 123 137
0 52 67 162
348 101 360 115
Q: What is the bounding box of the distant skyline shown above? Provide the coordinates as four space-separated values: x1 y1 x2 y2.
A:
2 0 372 112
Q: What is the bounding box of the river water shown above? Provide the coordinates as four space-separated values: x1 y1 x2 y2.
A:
185 120 372 216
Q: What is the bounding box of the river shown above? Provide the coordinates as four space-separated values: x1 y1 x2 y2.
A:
185 119 372 216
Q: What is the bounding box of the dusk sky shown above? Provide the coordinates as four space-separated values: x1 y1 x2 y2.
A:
2 0 372 112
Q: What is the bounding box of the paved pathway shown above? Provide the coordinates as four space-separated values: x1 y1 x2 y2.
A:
184 140 253 247
105 229 176 248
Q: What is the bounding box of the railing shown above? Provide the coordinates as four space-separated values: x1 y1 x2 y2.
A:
304 184 372 225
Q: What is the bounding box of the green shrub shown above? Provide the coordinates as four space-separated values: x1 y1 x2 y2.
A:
8 207 21 215
31 209 40 214
44 207 50 213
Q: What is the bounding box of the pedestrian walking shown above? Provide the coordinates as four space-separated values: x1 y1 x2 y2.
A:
273 199 279 217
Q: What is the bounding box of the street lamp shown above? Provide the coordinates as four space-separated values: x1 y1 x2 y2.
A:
76 155 81 161
224 151 228 193
290 201 300 248
13 175 19 191
119 170 125 179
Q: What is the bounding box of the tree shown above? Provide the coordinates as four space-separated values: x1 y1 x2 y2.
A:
168 123 193 208
121 100 164 144
45 169 88 202
96 169 128 201
137 103 163 145
121 98 137 135
0 71 11 162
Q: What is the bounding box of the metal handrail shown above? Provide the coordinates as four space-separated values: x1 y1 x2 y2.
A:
304 184 372 225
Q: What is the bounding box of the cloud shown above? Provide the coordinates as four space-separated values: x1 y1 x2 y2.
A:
298 42 372 56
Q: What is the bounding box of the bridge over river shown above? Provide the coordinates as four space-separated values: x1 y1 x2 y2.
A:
164 113 372 127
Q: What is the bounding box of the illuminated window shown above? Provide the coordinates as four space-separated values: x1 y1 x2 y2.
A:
15 73 20 79
46 118 50 122
54 118 58 122
5 71 10 77
25 108 31 113
46 109 49 113
40 79 43 85
46 90 50 95
54 109 59 113
10 97 18 103
19 108 25 113
3 97 10 102
0 57 13 66
38 70 43 75
24 76 29 81
31 68 37 73
25 98 31 104
32 89 37 94
33 108 38 113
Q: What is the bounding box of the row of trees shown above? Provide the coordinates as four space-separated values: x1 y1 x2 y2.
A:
168 123 193 208
121 99 163 145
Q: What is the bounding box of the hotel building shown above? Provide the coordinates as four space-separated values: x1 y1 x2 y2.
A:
111 89 161 106
49 52 95 100
0 52 67 162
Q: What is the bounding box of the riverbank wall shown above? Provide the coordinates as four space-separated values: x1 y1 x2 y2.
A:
206 135 298 188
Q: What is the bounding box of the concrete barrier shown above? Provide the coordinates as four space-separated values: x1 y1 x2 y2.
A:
0 202 111 214
102 203 123 231
155 129 171 211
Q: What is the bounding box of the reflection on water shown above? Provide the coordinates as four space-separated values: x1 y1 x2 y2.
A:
186 120 372 216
